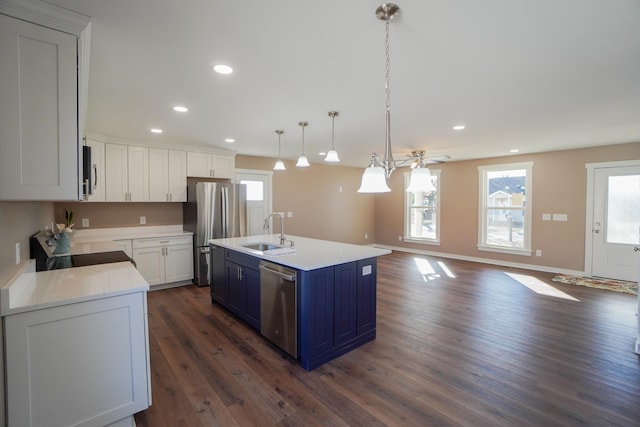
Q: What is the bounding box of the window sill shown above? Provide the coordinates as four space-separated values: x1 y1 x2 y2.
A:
404 237 440 246
477 245 531 256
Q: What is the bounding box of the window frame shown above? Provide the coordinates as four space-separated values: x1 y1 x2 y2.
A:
477 162 533 256
404 169 441 245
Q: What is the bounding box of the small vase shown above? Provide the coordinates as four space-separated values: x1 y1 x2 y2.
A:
54 232 71 254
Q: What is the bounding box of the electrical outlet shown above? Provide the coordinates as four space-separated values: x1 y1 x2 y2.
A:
398 235 403 241
287 211 293 218
339 186 343 192
536 249 542 257
140 216 146 225
365 233 368 240
82 218 89 228
15 242 20 265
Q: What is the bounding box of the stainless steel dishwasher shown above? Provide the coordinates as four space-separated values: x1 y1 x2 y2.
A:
259 260 297 358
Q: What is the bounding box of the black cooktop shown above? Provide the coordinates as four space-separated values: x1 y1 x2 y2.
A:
44 251 135 271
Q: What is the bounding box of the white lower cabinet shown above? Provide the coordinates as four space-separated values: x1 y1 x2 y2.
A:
4 292 150 427
114 239 133 258
132 235 193 286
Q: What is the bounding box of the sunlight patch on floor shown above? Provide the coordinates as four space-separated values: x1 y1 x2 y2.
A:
413 258 440 281
437 261 456 278
505 272 580 301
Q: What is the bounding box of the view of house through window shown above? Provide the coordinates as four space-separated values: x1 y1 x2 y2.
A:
478 163 532 255
404 170 440 243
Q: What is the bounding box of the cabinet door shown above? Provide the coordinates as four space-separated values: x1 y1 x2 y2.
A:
244 267 261 330
226 261 246 317
302 267 334 356
212 154 235 179
357 259 377 334
0 14 79 200
4 292 149 427
132 247 165 286
105 144 128 202
127 146 149 201
187 152 212 177
334 262 358 346
168 150 187 201
149 148 169 202
165 244 193 283
85 138 105 202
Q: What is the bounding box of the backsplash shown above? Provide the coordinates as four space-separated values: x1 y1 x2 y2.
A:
54 202 182 229
0 201 55 285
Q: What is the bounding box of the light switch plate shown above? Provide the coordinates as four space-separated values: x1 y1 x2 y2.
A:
542 213 551 221
552 213 568 221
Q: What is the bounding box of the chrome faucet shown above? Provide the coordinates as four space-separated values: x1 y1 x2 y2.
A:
264 213 286 245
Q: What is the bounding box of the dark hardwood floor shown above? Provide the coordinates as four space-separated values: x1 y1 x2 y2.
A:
134 251 640 427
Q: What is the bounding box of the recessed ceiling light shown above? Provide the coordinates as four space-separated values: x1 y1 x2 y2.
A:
225 138 235 143
150 128 163 134
318 152 327 156
510 149 520 153
213 64 233 74
452 124 466 131
173 105 188 113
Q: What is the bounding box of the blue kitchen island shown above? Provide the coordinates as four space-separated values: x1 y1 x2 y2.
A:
209 234 391 370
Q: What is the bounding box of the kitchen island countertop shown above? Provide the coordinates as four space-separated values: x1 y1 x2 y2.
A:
209 234 391 271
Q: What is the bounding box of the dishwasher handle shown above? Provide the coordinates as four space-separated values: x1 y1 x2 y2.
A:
259 263 296 281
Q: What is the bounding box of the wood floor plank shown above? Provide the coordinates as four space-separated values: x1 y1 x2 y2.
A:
135 251 640 426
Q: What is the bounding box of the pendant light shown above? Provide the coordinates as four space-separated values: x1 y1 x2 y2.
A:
405 152 436 192
273 129 286 170
358 3 400 193
324 111 340 163
296 121 310 167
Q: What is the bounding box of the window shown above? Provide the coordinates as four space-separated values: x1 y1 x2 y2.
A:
240 179 264 201
478 162 532 255
404 169 440 244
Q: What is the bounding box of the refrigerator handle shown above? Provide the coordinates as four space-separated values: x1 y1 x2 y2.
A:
221 186 228 237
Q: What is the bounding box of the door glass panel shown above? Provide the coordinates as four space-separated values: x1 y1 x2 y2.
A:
240 180 264 201
606 174 640 244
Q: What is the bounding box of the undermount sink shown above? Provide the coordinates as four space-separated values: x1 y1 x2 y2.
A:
241 242 283 251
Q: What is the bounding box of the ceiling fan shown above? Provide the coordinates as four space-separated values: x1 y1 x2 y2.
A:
394 150 451 168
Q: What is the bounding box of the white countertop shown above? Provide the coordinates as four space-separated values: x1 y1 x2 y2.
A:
71 225 192 243
209 234 391 271
1 260 149 316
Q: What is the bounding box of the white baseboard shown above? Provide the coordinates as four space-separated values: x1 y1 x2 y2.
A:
373 244 586 277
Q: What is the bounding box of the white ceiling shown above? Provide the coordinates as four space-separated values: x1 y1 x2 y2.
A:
45 0 640 167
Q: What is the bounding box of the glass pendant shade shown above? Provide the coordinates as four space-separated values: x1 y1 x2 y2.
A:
358 166 391 193
325 111 340 163
296 155 310 167
406 167 436 192
324 149 340 163
296 121 310 167
273 129 285 170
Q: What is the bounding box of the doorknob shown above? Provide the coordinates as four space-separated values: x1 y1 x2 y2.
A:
594 229 600 234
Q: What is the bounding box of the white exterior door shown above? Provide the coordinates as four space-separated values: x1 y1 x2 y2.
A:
235 169 272 236
588 163 640 282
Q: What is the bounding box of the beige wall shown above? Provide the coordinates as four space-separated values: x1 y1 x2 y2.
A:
237 155 376 244
0 201 55 284
54 202 182 229
376 141 640 272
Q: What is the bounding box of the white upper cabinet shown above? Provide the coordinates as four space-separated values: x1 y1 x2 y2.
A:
0 13 81 200
187 152 235 179
105 144 149 202
84 137 106 202
149 149 187 202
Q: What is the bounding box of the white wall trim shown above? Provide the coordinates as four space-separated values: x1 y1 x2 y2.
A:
374 244 585 277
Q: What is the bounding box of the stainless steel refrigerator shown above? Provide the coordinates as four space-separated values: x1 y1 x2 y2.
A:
183 181 247 286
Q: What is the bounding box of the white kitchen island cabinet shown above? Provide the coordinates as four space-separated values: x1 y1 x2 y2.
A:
5 293 149 427
0 6 90 201
1 260 151 427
